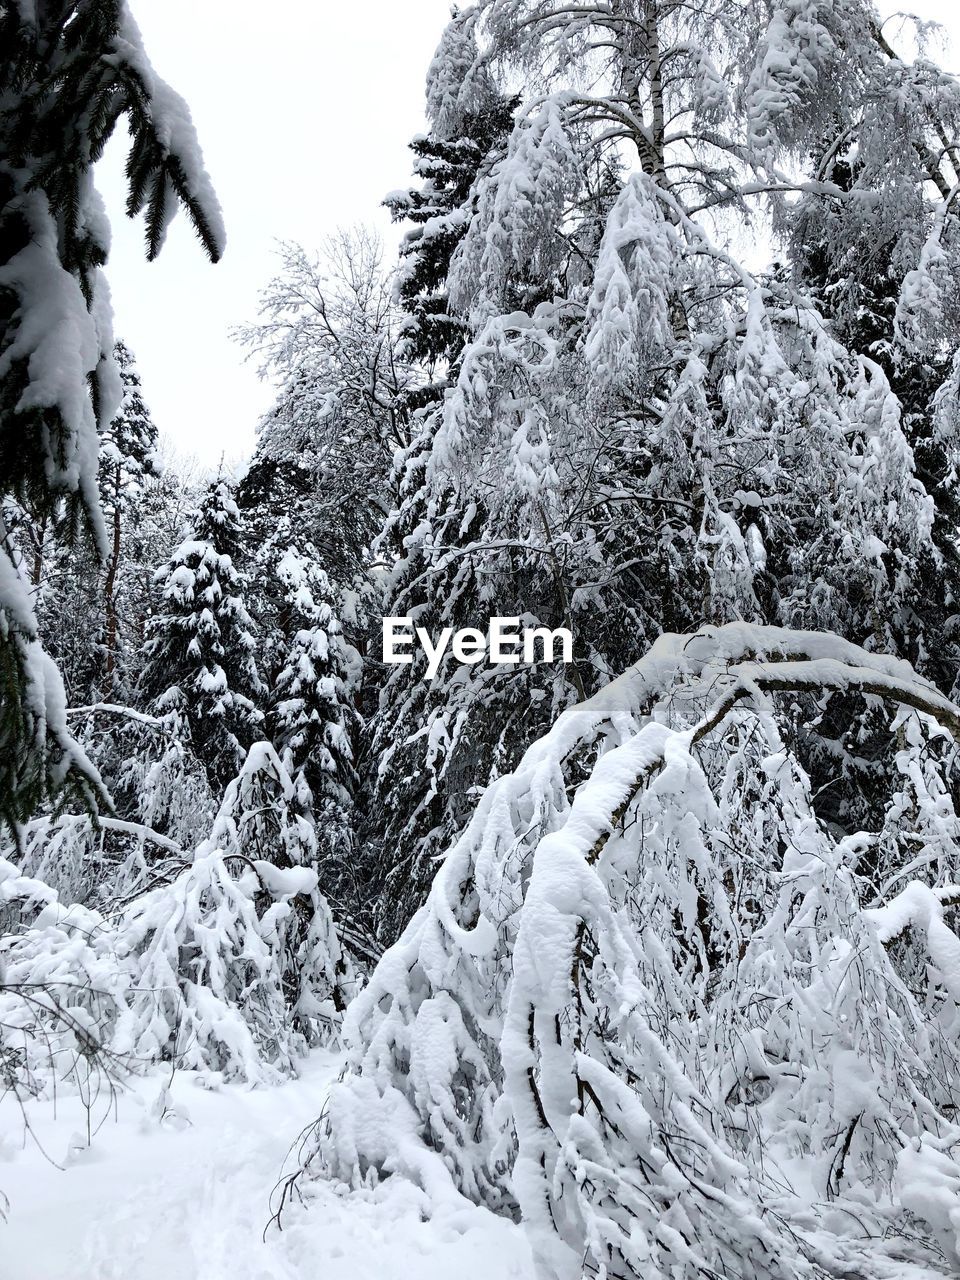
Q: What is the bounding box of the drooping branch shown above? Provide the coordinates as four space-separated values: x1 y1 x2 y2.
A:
507 627 960 1277
583 648 960 870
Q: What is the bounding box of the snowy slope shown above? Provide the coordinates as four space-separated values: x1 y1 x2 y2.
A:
0 1051 532 1280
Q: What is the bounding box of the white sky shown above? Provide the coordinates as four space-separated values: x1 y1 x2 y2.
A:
97 0 453 469
96 0 960 468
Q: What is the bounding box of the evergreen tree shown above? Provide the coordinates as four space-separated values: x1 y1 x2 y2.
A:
99 340 158 698
270 541 358 816
234 501 364 932
139 480 264 793
362 10 547 941
271 542 363 927
0 1 223 828
29 339 160 707
384 10 517 402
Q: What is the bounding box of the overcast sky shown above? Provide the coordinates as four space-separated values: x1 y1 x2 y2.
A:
96 0 960 469
97 0 453 469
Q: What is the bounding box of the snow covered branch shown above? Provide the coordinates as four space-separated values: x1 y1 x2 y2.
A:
310 623 960 1279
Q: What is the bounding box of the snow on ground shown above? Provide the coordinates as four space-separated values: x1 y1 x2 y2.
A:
0 1050 533 1280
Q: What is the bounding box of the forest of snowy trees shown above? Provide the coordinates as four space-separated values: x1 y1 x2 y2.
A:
8 0 960 1276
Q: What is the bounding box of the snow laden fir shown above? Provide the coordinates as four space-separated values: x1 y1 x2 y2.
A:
8 0 960 1277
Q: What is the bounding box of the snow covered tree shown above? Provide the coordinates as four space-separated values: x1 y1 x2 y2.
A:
237 231 414 584
739 3 960 829
26 521 106 705
119 843 297 1083
237 234 415 935
0 1 223 829
345 12 527 943
307 624 960 1278
785 46 960 697
361 0 960 942
0 549 107 832
130 447 206 634
1 741 355 1095
269 541 366 940
24 339 160 709
99 340 158 697
1 868 131 1106
235 452 372 939
359 13 577 943
270 543 358 817
114 741 355 1078
139 479 264 793
201 741 356 1039
68 700 215 887
384 8 517 402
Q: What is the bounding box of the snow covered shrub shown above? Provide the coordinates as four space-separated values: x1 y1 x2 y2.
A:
207 740 358 1043
1 747 356 1094
3 813 101 909
0 711 212 912
305 624 960 1279
104 706 216 856
116 743 356 1080
118 848 296 1083
0 856 56 937
0 861 131 1105
1 737 356 1092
